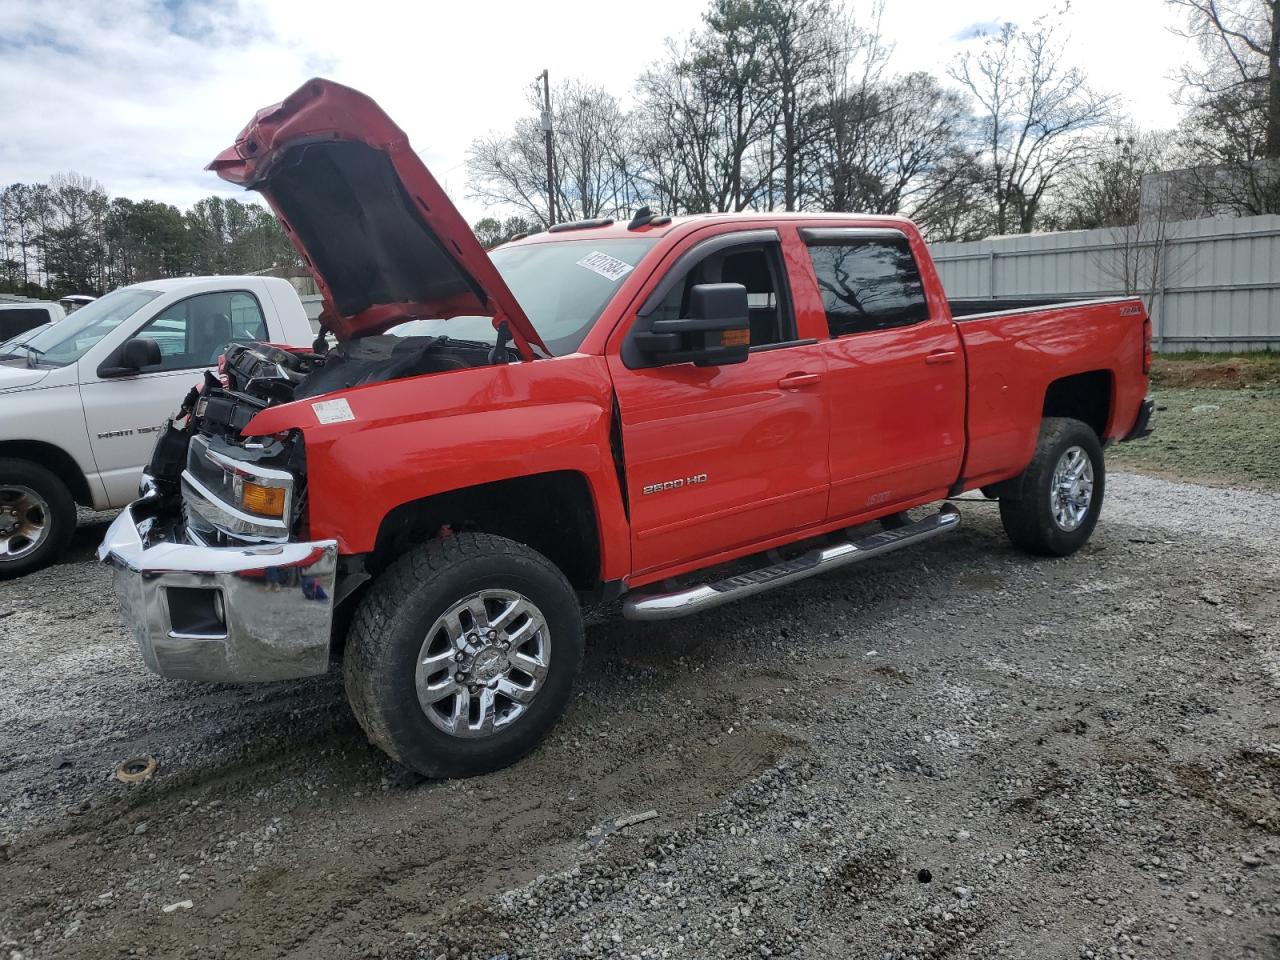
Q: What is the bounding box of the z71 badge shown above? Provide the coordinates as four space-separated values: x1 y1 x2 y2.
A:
642 473 708 496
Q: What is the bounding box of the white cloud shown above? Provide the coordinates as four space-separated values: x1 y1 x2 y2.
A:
0 0 1195 223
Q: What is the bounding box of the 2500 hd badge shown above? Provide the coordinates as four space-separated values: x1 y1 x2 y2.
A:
643 473 709 496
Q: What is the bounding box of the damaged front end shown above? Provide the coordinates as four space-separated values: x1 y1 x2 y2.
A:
98 343 339 683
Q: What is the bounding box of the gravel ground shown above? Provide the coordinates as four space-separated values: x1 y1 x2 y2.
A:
1 472 1278 960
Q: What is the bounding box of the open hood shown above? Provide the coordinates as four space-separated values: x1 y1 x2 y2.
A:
208 79 548 359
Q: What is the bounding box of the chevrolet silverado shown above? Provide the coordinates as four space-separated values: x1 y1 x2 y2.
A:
100 80 1155 778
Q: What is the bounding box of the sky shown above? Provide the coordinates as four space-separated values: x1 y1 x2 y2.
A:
0 0 1195 223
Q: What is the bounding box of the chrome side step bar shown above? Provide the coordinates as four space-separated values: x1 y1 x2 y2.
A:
622 505 961 622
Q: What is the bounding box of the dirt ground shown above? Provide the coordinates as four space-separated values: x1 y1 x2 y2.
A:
4 361 1280 960
1 464 1278 960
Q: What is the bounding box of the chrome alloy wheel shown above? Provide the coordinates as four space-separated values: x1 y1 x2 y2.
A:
1050 445 1094 532
0 485 50 561
415 589 551 738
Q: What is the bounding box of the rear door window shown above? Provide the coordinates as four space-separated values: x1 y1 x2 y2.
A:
805 236 928 337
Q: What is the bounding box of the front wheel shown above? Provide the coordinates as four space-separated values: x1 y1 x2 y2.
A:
343 533 584 778
998 417 1105 557
0 459 77 579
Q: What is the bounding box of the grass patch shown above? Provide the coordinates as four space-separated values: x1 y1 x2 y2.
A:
1111 386 1280 490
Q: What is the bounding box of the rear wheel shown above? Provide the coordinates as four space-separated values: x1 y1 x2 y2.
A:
0 459 76 579
343 533 583 778
998 418 1105 557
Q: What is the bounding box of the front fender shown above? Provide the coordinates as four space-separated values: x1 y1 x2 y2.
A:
244 356 630 581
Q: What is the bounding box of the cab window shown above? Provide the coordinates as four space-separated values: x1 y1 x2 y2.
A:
649 242 794 348
806 237 928 337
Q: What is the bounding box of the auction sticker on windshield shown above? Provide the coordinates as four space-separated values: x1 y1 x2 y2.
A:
577 251 635 283
313 398 355 424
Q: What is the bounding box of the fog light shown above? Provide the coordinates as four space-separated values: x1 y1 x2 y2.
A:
241 481 286 518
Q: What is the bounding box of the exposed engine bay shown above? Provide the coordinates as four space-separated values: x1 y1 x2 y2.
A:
141 334 500 545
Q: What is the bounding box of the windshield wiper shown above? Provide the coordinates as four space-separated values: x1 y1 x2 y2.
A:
24 344 47 368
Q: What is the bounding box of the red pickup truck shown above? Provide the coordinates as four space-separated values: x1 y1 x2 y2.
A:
100 80 1154 778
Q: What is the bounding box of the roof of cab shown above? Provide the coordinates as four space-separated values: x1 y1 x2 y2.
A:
123 276 292 290
501 211 917 248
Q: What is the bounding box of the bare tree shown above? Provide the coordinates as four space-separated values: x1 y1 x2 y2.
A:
812 71 976 217
1100 172 1192 344
1047 127 1180 230
804 4 892 211
472 215 539 250
467 79 640 226
1170 0 1280 212
949 18 1114 234
634 35 775 213
907 151 994 241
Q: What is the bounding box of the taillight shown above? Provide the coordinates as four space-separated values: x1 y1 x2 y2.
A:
1142 317 1152 374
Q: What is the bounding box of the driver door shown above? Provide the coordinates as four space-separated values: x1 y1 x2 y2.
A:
608 229 830 580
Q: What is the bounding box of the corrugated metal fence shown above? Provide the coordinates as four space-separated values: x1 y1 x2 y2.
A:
929 214 1280 353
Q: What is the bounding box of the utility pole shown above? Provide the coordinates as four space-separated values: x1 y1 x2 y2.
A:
538 69 557 227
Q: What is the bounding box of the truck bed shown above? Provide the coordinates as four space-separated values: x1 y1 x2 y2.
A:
953 296 1150 491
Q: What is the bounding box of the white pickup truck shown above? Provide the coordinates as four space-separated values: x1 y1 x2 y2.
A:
0 276 314 577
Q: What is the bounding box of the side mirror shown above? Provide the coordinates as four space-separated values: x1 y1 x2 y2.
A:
633 283 750 368
99 337 162 377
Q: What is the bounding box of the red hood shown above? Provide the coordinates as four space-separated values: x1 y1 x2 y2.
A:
208 79 547 358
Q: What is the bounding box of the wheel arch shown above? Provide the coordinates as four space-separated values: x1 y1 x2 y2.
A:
1041 370 1115 440
0 440 93 505
368 470 603 594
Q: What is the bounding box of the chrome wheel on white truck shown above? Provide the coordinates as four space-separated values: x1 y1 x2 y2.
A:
0 460 76 579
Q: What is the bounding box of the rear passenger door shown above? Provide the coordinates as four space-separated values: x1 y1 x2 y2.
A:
800 228 966 521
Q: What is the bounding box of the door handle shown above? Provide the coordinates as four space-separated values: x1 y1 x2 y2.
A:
778 372 821 390
925 350 958 365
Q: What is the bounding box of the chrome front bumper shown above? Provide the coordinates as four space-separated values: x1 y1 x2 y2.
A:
98 493 338 682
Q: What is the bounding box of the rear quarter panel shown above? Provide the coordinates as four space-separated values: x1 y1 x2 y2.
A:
957 300 1148 487
242 355 630 580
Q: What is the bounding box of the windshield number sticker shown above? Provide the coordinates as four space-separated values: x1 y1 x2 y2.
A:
313 398 355 424
577 252 634 283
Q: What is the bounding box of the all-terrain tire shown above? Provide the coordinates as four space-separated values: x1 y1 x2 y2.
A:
0 458 77 579
343 533 584 778
998 417 1105 557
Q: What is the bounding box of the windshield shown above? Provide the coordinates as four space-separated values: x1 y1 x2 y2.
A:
385 315 499 344
486 238 656 355
10 288 161 366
